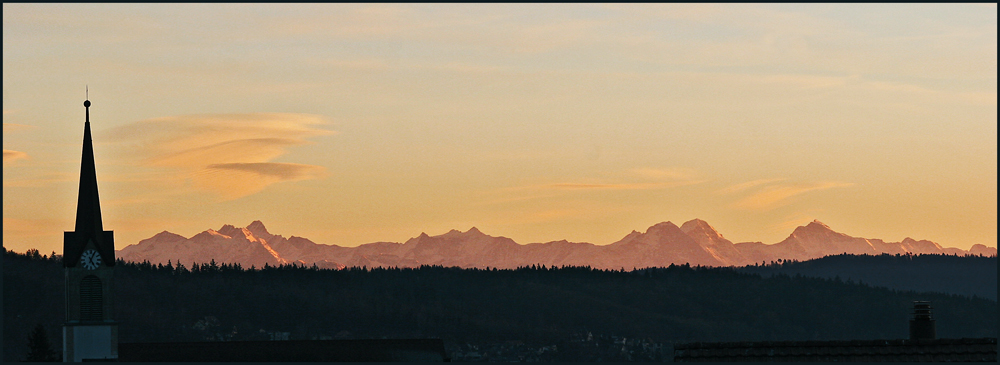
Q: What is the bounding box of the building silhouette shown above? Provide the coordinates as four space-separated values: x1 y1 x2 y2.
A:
673 301 997 362
118 339 448 362
63 97 118 362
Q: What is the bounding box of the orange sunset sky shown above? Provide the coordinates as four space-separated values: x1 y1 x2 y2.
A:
3 4 996 255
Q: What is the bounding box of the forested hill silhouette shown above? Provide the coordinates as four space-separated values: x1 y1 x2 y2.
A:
5 249 997 362
116 220 997 270
739 253 997 301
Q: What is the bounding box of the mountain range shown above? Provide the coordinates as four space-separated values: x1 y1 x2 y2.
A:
116 219 997 270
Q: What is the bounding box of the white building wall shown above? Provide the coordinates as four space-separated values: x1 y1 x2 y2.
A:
64 325 117 362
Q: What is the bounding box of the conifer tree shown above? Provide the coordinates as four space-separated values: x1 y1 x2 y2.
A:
24 323 58 362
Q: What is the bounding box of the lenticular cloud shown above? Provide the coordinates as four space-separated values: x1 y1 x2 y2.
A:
107 113 334 199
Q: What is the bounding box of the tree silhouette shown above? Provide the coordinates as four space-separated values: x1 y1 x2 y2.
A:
24 323 58 362
3 249 997 362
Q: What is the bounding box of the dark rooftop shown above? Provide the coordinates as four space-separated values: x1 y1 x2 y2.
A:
674 337 997 362
119 338 448 362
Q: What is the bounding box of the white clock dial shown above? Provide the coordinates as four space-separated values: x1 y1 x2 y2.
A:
80 249 102 270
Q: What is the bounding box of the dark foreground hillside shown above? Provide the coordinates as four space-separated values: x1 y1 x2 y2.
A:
739 253 997 300
4 249 997 362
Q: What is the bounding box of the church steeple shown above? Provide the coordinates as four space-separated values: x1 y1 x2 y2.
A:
64 95 115 268
63 93 119 362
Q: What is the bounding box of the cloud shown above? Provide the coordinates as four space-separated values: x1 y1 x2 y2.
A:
1 172 75 188
207 162 325 179
631 167 700 181
106 113 334 200
479 167 706 206
193 162 325 199
545 182 693 191
520 168 704 193
4 123 36 166
504 208 588 226
957 91 998 106
3 150 29 164
108 113 331 157
717 178 787 195
149 138 303 168
268 5 610 55
2 217 65 238
267 4 420 39
3 122 37 132
476 201 632 228
193 162 326 199
731 181 854 211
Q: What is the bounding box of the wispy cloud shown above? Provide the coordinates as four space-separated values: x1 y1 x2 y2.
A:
957 91 998 106
717 178 787 195
730 181 854 211
481 167 706 206
3 150 29 165
544 182 690 191
478 202 633 229
194 162 326 199
506 208 589 226
106 113 334 200
631 167 700 181
1 172 75 188
2 217 66 238
206 162 324 179
3 122 37 132
4 122 35 166
148 138 303 168
520 167 703 193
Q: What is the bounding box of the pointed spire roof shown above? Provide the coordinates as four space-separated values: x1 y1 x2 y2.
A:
75 97 104 235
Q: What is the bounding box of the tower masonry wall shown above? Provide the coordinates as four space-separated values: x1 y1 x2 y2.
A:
63 324 118 362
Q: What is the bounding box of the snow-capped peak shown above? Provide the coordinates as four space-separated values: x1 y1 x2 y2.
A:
247 220 270 237
680 219 723 239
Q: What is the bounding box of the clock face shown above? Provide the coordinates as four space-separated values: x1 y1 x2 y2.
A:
80 249 102 270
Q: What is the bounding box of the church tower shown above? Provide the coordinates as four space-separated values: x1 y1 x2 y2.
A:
63 96 118 362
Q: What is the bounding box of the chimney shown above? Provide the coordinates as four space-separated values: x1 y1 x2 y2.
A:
909 301 935 341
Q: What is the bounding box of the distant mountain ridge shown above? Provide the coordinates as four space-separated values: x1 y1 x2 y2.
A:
117 219 997 269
